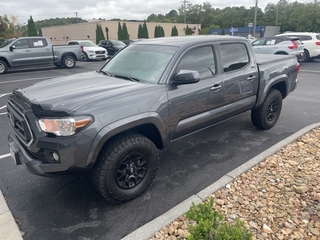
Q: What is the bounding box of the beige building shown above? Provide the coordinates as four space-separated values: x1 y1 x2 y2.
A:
41 21 201 45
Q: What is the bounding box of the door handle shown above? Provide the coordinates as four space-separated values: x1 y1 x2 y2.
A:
247 75 256 81
25 50 31 52
210 84 222 91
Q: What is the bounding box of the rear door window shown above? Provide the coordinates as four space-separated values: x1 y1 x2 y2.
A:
219 43 250 73
30 38 48 48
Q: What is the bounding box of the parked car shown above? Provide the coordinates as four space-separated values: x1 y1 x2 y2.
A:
98 40 126 56
246 35 257 43
0 37 83 74
67 40 108 61
122 39 134 45
276 32 320 62
8 36 299 203
251 36 304 60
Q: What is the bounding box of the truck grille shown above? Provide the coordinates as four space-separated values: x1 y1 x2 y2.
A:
7 100 33 145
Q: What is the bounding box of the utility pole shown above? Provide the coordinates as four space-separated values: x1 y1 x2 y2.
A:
183 0 186 24
253 0 258 38
75 12 78 23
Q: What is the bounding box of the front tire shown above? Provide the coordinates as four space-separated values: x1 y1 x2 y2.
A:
251 89 282 130
0 60 8 75
92 133 160 204
62 55 76 68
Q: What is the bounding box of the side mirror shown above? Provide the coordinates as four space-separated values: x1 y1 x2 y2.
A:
171 70 200 85
9 46 16 51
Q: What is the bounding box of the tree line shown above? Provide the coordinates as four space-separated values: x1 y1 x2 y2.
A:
1 0 319 42
147 0 320 34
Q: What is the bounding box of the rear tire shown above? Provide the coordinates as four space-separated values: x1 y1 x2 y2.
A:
82 53 89 62
62 55 76 68
92 133 159 204
0 60 8 75
251 89 282 130
300 49 310 62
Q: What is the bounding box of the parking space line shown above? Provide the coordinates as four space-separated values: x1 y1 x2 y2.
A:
0 153 10 159
0 93 10 98
0 105 7 110
0 112 7 116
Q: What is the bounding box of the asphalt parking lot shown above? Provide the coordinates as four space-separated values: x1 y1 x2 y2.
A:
0 59 319 240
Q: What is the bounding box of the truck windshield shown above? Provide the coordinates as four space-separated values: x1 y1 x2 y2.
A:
100 44 178 83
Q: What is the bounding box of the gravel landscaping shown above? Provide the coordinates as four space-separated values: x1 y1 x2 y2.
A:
149 127 320 240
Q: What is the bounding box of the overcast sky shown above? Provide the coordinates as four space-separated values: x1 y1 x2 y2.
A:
0 0 314 24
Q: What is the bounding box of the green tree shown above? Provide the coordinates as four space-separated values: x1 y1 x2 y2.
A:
171 25 178 36
122 22 129 40
185 25 192 35
117 21 123 40
138 24 143 38
155 25 165 37
160 26 165 37
0 16 8 39
27 16 38 36
142 21 149 38
221 28 225 35
95 24 104 44
154 25 159 38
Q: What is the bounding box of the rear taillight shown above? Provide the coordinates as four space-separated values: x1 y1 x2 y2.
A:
288 41 298 49
80 45 84 53
316 42 320 46
296 62 300 73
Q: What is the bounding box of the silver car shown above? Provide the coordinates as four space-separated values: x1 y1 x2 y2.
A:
252 36 304 60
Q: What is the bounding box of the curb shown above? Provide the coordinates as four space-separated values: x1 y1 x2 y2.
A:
122 122 320 240
0 190 23 240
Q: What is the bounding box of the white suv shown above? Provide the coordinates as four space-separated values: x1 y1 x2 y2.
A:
276 32 320 62
67 40 108 61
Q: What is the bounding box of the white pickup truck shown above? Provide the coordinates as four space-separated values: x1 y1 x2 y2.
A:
0 37 83 74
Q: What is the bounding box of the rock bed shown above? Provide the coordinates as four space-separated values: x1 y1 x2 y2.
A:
150 127 320 240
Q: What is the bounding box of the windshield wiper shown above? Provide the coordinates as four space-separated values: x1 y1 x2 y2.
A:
114 74 140 82
99 70 114 77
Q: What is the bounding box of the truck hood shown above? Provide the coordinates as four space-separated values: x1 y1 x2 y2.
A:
16 71 156 113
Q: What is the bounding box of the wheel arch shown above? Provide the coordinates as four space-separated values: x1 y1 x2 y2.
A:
61 52 77 62
85 114 167 167
0 57 11 69
254 78 287 110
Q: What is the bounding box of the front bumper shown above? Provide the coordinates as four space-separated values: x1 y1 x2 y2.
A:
8 131 93 177
8 132 54 177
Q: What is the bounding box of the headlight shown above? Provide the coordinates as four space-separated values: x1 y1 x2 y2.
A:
38 116 92 136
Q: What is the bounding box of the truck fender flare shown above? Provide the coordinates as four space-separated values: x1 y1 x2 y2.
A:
85 112 168 167
254 74 288 109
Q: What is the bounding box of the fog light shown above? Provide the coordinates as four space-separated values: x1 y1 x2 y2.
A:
52 152 60 161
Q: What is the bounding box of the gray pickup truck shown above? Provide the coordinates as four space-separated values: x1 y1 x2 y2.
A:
7 36 299 203
0 37 83 74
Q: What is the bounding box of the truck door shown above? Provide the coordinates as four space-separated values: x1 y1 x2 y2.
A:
30 38 54 65
8 39 33 66
167 45 225 140
218 42 259 117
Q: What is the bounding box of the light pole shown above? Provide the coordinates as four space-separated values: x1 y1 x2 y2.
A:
253 0 258 38
276 2 279 27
